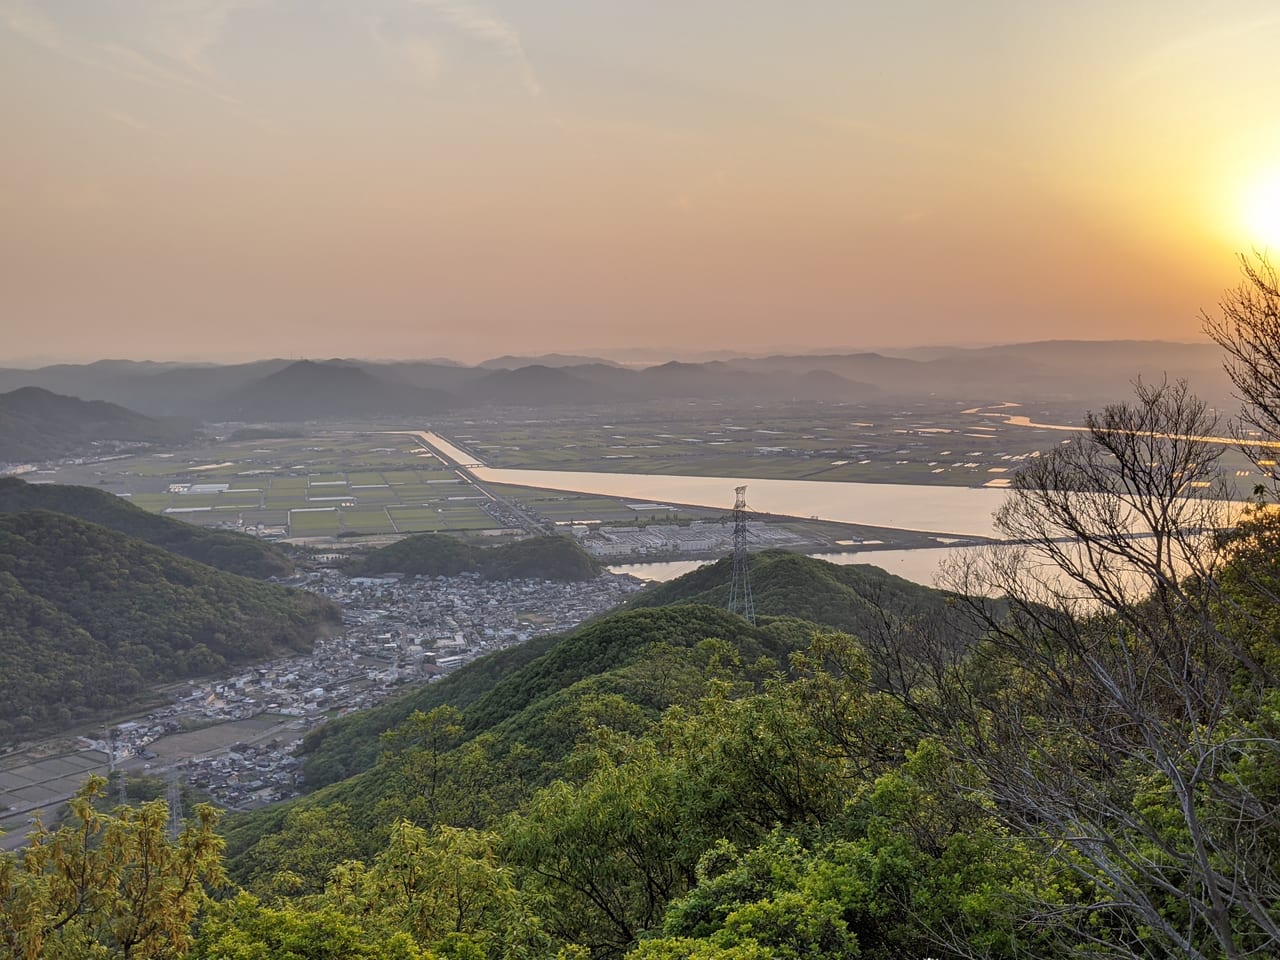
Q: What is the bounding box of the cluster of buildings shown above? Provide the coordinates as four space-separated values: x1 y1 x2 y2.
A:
576 519 805 558
85 568 645 810
181 744 304 809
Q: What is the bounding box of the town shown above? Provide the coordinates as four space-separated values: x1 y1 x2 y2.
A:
2 568 646 827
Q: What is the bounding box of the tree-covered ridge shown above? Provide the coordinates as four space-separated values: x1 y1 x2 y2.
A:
219 610 818 889
0 476 293 578
0 510 339 737
0 385 192 463
245 605 814 839
296 552 962 793
356 532 601 581
629 548 994 641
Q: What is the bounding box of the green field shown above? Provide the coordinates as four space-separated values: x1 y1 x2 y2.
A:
43 433 505 540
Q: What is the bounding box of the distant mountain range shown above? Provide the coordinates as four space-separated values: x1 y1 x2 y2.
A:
215 359 452 421
0 341 1233 425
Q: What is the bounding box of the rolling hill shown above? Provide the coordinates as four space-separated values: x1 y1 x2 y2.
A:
215 360 452 421
288 552 982 796
224 543 997 884
0 386 191 463
355 533 602 581
0 477 294 578
627 548 971 638
0 510 339 737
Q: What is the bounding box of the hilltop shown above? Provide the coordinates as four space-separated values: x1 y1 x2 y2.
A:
214 359 452 421
0 510 339 737
628 548 970 639
0 386 191 462
224 603 818 877
254 551 984 804
355 533 602 581
0 477 293 578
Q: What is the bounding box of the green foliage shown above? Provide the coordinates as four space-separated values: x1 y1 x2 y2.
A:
236 804 362 898
297 605 792 792
327 821 551 958
0 477 293 578
355 533 601 581
1214 503 1280 681
0 776 225 959
189 893 429 960
225 607 803 888
0 510 338 736
630 550 959 637
298 632 564 789
504 742 693 954
501 632 921 956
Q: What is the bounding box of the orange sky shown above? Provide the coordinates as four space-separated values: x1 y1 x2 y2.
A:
3 1 1280 363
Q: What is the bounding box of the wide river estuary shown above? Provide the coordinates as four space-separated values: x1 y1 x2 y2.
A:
406 431 1009 587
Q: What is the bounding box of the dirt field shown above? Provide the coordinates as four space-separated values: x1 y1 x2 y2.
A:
144 714 300 762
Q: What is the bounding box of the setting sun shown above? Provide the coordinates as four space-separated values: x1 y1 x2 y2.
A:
1243 173 1280 251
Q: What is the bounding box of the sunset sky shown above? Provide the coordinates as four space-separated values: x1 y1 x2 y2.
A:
4 1 1280 364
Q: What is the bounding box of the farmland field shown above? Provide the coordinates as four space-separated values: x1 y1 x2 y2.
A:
37 395 1261 552
47 432 509 541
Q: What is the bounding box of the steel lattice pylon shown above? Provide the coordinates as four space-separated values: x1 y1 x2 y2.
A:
727 485 755 624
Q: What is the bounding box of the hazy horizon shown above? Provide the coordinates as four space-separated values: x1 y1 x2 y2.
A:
5 2 1280 363
0 334 1221 371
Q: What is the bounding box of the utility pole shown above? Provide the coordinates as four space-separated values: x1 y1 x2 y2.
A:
108 727 126 806
727 485 756 624
167 773 183 840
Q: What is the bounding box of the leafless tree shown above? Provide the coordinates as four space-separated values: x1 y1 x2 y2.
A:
939 379 1280 959
1204 252 1280 489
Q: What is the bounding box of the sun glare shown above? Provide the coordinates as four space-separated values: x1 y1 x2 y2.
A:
1243 173 1280 251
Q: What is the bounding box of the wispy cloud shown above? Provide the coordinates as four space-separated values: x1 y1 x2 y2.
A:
0 0 258 100
366 11 443 85
412 0 540 96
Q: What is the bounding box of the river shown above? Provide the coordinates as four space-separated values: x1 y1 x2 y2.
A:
401 430 1240 594
404 430 1008 538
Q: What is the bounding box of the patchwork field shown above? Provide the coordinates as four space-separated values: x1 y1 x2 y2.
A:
34 397 1259 548
46 433 501 540
436 399 1261 490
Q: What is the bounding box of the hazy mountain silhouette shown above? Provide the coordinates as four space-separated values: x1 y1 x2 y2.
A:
460 364 616 406
0 387 191 462
217 360 452 420
478 353 622 369
0 340 1235 420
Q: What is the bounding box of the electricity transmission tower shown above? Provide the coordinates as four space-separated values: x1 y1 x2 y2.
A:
727 485 756 624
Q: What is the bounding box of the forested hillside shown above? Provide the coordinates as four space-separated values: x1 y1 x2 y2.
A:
0 477 294 578
630 548 987 639
0 510 338 736
0 386 191 462
356 532 601 581
294 604 812 791
297 553 988 791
